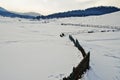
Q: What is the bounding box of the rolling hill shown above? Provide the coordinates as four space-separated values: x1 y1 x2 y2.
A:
0 7 40 19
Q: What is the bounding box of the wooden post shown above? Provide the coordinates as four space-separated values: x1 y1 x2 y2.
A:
75 39 86 57
63 36 90 80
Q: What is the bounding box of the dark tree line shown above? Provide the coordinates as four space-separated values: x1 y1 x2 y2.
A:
35 6 120 20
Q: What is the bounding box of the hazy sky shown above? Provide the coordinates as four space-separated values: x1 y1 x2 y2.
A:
0 0 120 15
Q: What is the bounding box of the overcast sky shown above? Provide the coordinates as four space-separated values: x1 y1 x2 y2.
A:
0 0 120 15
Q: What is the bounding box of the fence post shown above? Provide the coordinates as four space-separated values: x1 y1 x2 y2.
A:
63 35 90 80
75 39 86 57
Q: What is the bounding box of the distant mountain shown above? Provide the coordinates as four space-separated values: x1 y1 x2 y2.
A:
0 7 7 12
12 11 41 17
36 6 120 19
0 6 120 19
0 7 41 19
21 12 41 17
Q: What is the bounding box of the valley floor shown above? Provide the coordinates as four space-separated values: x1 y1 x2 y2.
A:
0 11 120 80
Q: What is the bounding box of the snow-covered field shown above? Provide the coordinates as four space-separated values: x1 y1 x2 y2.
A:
0 11 120 80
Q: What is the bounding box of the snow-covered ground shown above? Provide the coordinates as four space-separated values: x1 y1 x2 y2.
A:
0 11 120 80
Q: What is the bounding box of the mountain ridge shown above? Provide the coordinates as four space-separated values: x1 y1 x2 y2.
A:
0 6 120 19
35 6 120 19
0 7 41 19
0 7 7 12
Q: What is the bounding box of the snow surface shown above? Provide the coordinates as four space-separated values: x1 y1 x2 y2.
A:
0 11 120 80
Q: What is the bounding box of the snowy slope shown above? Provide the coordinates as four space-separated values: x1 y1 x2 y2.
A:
0 11 120 80
0 7 7 11
0 17 81 80
58 11 120 26
57 11 120 80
